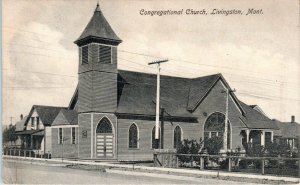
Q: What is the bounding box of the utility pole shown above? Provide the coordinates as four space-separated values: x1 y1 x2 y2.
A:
148 59 168 148
10 116 14 125
222 88 235 152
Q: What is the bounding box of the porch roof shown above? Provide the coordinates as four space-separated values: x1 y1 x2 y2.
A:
32 130 44 136
15 129 43 135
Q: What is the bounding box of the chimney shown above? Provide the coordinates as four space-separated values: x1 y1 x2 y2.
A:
20 114 23 120
291 115 295 123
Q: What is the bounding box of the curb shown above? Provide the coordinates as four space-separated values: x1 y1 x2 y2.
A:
3 155 299 184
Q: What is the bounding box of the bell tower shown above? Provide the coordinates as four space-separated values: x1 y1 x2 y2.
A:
74 3 122 113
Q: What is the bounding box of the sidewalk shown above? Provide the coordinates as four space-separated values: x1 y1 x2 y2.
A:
3 155 300 184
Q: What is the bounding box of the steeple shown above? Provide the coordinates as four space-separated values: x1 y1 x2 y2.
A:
74 3 122 46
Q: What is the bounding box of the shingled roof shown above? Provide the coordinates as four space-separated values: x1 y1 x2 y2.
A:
238 101 278 130
116 70 246 118
15 115 28 132
74 4 122 45
26 105 66 126
274 120 300 138
52 109 78 126
116 70 278 130
116 70 192 117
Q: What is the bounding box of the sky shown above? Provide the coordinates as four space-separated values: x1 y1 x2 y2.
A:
2 0 299 125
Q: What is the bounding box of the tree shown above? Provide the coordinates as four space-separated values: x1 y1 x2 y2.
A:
2 124 18 147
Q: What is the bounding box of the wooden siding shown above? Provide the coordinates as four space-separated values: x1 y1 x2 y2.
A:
78 71 117 113
77 113 117 159
92 71 117 112
78 73 93 112
117 119 201 161
193 80 246 149
79 44 117 74
78 114 91 158
78 43 118 113
45 126 52 153
51 127 78 158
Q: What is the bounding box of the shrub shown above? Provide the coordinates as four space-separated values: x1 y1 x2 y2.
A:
204 136 223 155
176 138 203 165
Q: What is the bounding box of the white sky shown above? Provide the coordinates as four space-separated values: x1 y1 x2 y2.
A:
2 0 299 125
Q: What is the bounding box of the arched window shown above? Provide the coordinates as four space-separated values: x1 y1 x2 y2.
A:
96 117 112 133
174 126 182 149
204 112 231 149
151 126 160 149
129 123 138 148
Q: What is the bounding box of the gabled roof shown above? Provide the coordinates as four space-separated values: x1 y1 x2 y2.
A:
116 70 193 118
15 115 28 131
25 105 66 127
238 101 278 130
274 120 300 138
116 70 247 119
61 109 78 125
187 74 220 110
68 85 78 110
74 4 122 45
249 105 268 117
52 109 78 126
116 70 245 118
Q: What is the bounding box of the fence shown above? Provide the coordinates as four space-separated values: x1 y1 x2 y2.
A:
3 148 51 159
154 153 300 178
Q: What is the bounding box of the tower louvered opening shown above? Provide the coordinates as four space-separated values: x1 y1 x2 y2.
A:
99 45 112 63
81 45 89 64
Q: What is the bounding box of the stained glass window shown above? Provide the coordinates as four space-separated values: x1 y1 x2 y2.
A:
96 118 112 133
129 124 138 148
173 126 182 149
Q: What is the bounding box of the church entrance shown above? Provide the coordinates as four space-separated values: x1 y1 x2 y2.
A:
95 117 114 158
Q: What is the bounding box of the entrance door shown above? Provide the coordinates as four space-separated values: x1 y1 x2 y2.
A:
96 117 114 158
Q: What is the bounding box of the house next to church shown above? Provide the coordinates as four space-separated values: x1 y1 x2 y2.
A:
14 4 298 161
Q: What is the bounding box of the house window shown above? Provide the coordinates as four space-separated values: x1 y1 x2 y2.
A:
152 126 160 149
128 123 138 149
31 117 35 127
81 45 89 64
99 45 112 63
265 132 272 146
58 128 63 144
36 117 40 129
71 127 76 144
174 126 182 149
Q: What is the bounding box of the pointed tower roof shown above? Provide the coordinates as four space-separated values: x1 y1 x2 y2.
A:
75 3 122 46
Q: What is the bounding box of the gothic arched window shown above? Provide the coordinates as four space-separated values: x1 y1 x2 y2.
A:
129 123 138 148
173 126 182 149
96 117 112 133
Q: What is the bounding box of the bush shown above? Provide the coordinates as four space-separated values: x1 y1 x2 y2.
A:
176 138 203 165
204 136 223 155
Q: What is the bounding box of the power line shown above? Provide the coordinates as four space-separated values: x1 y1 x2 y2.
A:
2 68 77 78
118 49 292 82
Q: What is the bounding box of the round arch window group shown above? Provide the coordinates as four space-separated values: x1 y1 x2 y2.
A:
204 112 231 149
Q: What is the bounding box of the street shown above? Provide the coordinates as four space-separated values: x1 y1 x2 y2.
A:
2 159 258 184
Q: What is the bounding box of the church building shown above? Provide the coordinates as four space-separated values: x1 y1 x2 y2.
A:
16 4 283 161
49 4 279 161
